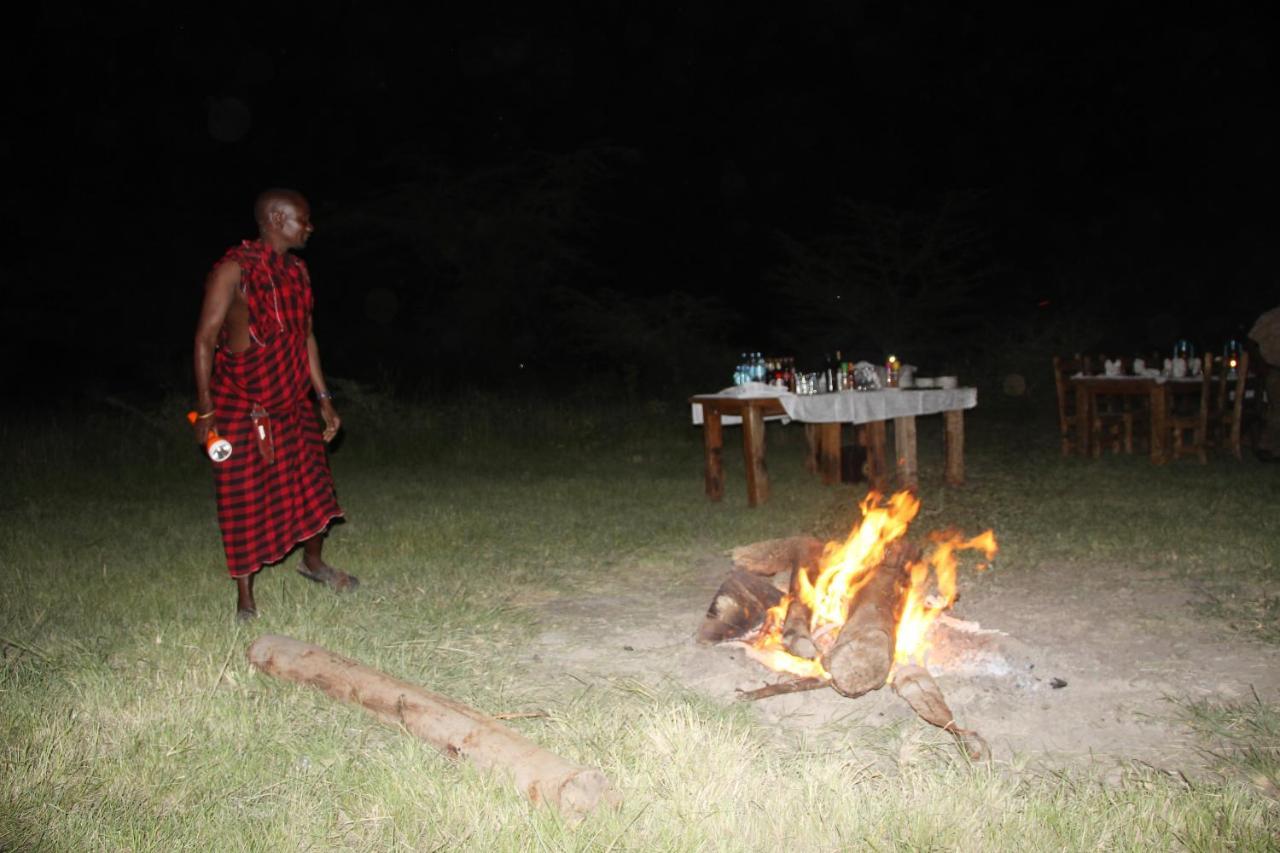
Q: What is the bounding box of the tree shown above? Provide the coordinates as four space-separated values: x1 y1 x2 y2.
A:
770 193 997 368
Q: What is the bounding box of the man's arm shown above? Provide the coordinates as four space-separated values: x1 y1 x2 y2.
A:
306 314 341 443
192 261 241 443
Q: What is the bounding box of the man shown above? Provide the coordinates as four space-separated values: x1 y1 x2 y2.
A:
1248 305 1280 462
193 189 358 620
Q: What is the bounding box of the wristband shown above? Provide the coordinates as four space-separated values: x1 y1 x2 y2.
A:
196 410 216 420
316 391 333 401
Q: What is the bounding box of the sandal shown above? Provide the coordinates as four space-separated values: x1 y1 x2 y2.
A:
297 562 360 593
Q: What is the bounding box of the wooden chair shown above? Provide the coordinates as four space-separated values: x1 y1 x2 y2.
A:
1089 355 1137 456
1209 350 1250 460
1052 355 1090 455
1167 354 1213 464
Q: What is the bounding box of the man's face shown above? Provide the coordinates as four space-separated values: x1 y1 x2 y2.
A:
275 199 314 249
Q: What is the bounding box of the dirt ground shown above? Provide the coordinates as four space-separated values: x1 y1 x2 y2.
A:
526 546 1280 775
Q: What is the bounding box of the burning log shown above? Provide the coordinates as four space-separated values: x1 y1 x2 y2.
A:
697 569 784 643
891 663 989 761
781 561 820 659
246 635 619 818
821 539 919 699
729 536 826 577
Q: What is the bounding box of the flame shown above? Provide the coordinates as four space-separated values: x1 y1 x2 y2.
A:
747 491 997 679
893 528 998 667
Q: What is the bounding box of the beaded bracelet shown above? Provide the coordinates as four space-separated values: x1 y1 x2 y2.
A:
316 391 334 401
195 410 216 420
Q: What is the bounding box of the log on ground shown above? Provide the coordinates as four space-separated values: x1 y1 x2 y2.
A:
821 539 919 698
697 568 785 643
891 663 989 761
737 677 829 702
729 536 826 577
781 561 820 659
246 634 619 818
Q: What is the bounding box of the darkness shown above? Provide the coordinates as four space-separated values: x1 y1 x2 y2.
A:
5 2 1273 406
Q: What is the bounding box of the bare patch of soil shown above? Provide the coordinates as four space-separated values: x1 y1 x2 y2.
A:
524 551 1280 772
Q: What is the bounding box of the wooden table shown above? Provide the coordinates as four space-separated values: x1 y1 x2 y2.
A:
690 389 974 507
1069 376 1169 463
1069 375 1211 463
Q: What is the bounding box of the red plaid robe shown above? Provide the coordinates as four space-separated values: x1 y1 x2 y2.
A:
208 239 343 577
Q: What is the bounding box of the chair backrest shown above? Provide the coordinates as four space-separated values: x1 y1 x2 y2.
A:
1213 349 1250 416
1211 349 1251 457
1186 354 1214 427
1052 355 1088 420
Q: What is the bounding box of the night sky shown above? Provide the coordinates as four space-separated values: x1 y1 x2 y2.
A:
6 2 1274 404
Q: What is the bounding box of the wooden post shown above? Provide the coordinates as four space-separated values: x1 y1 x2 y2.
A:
861 421 888 493
803 424 819 474
1075 382 1091 457
893 415 918 491
943 410 965 487
701 406 724 501
741 403 769 507
1149 383 1168 465
246 635 619 819
818 423 841 485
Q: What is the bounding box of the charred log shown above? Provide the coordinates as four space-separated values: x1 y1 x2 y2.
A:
729 536 826 577
781 561 820 659
696 569 785 644
892 663 989 761
737 677 829 702
821 539 919 698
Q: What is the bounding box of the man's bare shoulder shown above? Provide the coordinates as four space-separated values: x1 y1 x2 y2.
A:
206 257 242 293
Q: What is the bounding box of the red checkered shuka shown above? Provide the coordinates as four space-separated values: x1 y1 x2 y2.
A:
208 239 343 577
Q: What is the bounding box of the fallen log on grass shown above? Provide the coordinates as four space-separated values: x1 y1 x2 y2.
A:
246 634 619 819
821 539 918 698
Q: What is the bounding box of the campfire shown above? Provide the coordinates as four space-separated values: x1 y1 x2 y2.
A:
698 491 997 759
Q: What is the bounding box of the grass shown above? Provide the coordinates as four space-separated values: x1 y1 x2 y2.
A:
1 391 1278 850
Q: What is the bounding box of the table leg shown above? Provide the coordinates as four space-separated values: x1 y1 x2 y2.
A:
1075 383 1091 457
803 424 819 474
741 404 769 507
862 420 888 492
943 409 965 487
894 415 918 491
701 408 724 501
1149 384 1168 465
818 422 841 485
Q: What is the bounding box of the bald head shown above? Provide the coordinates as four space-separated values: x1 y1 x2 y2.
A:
254 188 314 251
254 188 308 229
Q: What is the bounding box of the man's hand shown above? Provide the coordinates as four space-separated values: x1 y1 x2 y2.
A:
190 410 217 446
319 399 341 443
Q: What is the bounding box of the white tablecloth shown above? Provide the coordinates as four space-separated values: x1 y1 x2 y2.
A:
690 383 978 426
